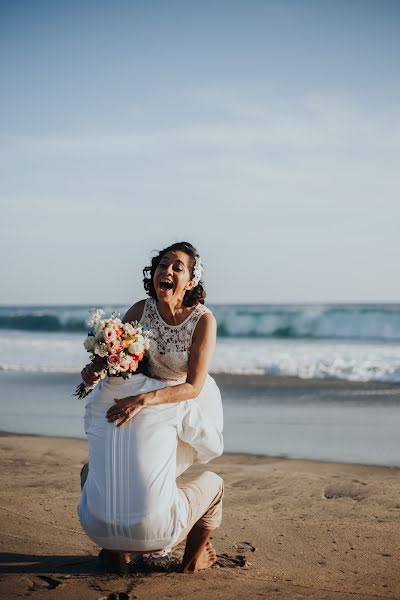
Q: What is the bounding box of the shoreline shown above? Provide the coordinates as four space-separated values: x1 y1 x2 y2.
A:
0 433 399 599
1 431 399 471
1 368 400 387
1 370 400 467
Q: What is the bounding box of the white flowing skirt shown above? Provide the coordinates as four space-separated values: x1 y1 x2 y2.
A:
85 372 223 477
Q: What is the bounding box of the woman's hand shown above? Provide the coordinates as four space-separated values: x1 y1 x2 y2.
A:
106 394 147 427
81 363 100 386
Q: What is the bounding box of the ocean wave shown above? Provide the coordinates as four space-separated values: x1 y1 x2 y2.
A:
0 305 105 333
0 314 86 332
214 304 400 341
1 331 400 383
1 304 400 341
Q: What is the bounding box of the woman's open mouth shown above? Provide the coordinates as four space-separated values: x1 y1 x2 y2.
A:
159 280 174 294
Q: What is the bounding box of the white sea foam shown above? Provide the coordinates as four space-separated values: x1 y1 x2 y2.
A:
0 331 87 373
212 338 400 382
1 330 400 383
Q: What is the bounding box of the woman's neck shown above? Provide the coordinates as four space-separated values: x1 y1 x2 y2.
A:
156 297 193 325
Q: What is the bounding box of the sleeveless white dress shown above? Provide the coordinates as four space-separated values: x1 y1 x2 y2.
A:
87 297 223 477
139 297 223 475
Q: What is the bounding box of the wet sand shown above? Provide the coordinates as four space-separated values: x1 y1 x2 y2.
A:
0 433 399 599
1 371 400 465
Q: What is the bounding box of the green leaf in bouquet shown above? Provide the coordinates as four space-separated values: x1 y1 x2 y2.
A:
73 382 92 400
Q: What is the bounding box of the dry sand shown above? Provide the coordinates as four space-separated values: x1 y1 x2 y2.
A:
0 433 399 599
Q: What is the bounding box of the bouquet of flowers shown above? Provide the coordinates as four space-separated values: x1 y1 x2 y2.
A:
74 307 152 399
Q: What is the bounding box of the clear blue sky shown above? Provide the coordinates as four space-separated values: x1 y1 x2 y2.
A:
1 0 399 304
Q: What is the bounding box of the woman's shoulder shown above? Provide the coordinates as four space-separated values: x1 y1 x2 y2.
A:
195 302 214 318
122 298 149 323
192 304 216 335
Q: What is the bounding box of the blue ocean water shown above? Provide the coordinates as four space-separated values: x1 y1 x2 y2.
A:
1 303 399 465
0 303 400 382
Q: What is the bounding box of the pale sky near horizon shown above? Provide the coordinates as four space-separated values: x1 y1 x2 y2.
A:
1 0 399 305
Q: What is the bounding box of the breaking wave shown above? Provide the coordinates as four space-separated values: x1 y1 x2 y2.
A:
1 304 400 341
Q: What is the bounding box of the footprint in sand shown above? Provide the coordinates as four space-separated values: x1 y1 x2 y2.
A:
30 576 63 591
216 553 248 568
216 542 256 568
323 484 367 501
234 541 257 553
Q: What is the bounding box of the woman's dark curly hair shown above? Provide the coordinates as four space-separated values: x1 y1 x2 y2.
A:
143 241 205 306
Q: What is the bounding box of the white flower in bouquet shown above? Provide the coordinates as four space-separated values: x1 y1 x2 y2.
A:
87 308 105 327
94 319 105 334
119 353 132 372
83 335 96 352
93 342 108 357
95 328 105 341
128 341 143 355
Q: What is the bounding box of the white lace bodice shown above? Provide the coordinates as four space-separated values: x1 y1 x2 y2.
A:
139 297 211 385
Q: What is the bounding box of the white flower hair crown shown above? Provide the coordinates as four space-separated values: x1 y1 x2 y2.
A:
191 255 203 287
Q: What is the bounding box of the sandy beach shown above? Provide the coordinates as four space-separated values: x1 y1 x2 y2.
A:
0 433 399 599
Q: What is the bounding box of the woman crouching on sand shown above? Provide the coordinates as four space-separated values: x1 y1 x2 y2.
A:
79 241 224 572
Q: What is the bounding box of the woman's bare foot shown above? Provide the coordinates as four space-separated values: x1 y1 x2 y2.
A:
190 542 217 572
181 526 217 573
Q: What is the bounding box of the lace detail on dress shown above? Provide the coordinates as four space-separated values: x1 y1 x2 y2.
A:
139 298 211 384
